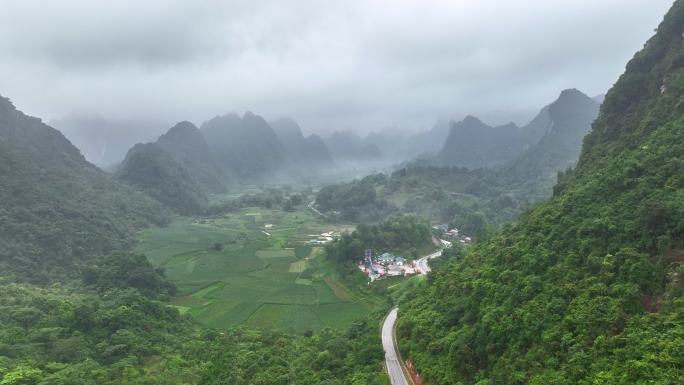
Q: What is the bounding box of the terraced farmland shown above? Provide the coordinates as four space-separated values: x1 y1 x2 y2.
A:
135 208 380 332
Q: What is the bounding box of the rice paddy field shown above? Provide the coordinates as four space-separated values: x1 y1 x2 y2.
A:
134 207 380 333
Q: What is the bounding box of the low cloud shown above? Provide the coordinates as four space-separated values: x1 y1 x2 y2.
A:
0 0 674 133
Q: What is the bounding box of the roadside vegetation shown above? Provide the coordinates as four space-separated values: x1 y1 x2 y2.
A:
396 5 684 383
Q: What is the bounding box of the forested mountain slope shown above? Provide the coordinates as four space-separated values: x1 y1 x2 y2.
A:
436 88 598 172
314 90 599 231
438 117 528 169
397 3 684 384
201 112 287 178
0 96 168 281
0 97 390 383
497 89 600 201
155 121 229 193
116 143 208 214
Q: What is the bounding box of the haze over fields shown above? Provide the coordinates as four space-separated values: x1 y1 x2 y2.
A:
1 1 683 384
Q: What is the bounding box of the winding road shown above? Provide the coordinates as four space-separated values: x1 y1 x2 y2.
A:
415 249 442 274
415 239 451 274
307 199 328 218
382 308 409 385
383 240 452 384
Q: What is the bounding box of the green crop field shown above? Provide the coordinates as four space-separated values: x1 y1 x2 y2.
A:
135 207 382 333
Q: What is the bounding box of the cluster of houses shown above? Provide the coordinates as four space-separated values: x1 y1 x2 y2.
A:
308 231 336 245
358 250 417 281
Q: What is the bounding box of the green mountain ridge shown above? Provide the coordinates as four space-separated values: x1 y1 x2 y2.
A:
437 111 548 169
438 117 524 168
496 88 600 201
397 3 684 384
0 96 168 281
436 88 598 171
314 89 600 229
155 121 229 193
0 96 390 384
116 142 209 214
201 111 287 178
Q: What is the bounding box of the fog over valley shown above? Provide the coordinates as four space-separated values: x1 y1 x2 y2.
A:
0 0 674 166
1 1 683 384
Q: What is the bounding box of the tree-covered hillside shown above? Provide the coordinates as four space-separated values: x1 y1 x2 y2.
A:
155 121 229 194
0 252 390 384
397 3 684 384
116 143 208 215
325 215 434 264
0 97 390 384
201 112 287 178
497 89 600 201
314 167 518 238
438 117 529 169
0 97 168 282
437 88 599 173
315 89 599 233
316 174 400 222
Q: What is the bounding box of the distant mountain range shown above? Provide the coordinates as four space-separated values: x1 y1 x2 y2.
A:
49 115 165 168
54 112 336 177
46 88 602 216
438 117 529 168
201 112 287 178
497 89 601 200
314 88 602 230
436 89 600 171
270 117 334 167
323 130 384 161
116 142 210 215
111 112 337 212
155 121 229 194
323 118 451 163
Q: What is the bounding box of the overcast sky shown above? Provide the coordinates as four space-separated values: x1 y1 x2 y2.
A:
0 0 675 134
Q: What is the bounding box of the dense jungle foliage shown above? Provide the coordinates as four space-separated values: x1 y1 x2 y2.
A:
0 252 389 384
396 3 684 384
315 167 523 238
0 97 169 282
0 97 389 384
116 143 209 215
3 2 683 384
315 90 599 236
325 215 434 264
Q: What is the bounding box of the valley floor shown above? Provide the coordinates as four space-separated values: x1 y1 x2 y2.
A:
134 207 384 332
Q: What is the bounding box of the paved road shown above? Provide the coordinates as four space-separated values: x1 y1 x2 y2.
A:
382 241 454 384
382 307 409 385
415 240 451 274
307 199 328 218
